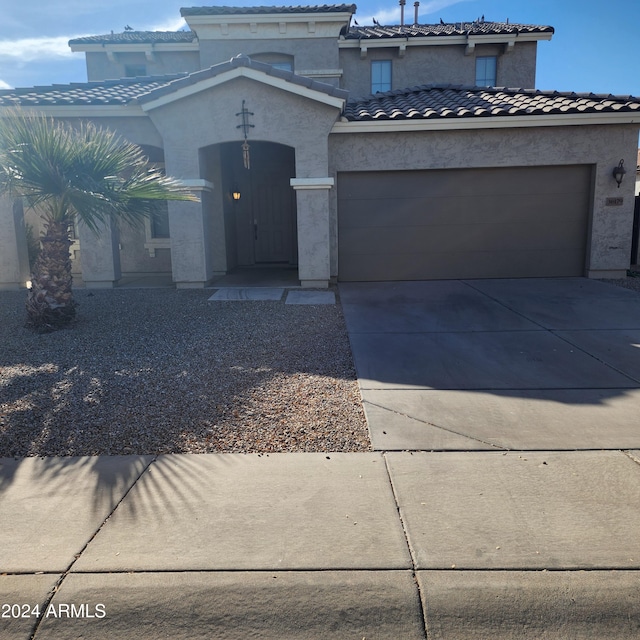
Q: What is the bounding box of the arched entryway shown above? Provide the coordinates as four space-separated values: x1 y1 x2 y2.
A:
219 141 297 268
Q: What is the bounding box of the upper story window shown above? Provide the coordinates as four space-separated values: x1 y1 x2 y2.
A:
371 60 392 93
475 56 497 87
250 53 294 73
125 64 147 77
271 62 293 72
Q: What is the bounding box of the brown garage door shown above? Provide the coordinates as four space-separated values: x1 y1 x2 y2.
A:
337 165 591 281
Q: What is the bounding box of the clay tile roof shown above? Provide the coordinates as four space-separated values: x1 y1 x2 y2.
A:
0 75 188 107
0 56 348 108
69 31 197 45
343 85 640 121
181 4 356 16
134 54 349 103
345 21 554 39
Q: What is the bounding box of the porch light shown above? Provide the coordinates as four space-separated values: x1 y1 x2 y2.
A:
612 159 626 188
231 186 241 201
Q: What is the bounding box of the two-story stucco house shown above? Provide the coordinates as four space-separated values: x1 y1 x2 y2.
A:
1 4 639 289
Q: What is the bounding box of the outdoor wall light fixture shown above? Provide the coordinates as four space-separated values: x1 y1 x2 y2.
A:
231 186 241 201
612 159 626 188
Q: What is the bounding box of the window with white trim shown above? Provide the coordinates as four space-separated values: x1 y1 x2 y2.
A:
371 60 392 93
475 56 497 87
143 164 171 256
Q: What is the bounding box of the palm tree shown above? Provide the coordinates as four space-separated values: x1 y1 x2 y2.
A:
0 110 198 330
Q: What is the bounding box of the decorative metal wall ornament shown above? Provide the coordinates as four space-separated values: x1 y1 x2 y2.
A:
242 140 251 170
236 100 254 170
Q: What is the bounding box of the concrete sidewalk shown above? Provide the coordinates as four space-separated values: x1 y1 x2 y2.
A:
2 451 640 639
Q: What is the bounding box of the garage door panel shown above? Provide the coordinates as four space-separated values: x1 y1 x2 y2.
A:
339 167 590 201
338 166 591 281
340 248 587 282
341 218 586 256
340 192 589 229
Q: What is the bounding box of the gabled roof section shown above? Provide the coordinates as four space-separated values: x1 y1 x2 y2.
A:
136 54 348 110
343 85 640 121
0 56 348 112
69 31 197 46
181 4 356 16
0 75 187 107
345 20 553 39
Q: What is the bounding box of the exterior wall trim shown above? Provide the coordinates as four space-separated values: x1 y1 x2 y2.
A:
181 179 214 192
297 68 343 78
70 43 200 53
332 112 640 134
290 177 335 190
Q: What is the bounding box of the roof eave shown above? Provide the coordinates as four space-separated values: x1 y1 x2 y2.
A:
332 111 640 133
339 31 553 48
69 42 199 53
0 104 146 117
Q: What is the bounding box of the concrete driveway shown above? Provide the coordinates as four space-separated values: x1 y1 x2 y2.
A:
339 278 640 451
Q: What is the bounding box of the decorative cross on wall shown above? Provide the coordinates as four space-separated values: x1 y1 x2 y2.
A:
236 100 254 169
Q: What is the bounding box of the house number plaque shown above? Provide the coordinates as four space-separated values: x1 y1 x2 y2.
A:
605 197 624 206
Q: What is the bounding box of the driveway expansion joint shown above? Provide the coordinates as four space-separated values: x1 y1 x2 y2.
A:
550 330 640 386
364 399 508 451
381 453 428 636
623 450 640 466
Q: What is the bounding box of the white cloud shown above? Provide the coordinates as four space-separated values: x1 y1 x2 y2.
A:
0 79 12 89
0 16 186 68
0 35 86 62
149 17 188 32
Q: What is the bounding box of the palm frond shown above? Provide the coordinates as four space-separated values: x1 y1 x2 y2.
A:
0 108 198 233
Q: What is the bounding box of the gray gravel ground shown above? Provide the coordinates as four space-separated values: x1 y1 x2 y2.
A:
0 288 370 457
603 271 640 294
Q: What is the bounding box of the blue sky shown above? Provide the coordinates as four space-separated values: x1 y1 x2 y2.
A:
1 0 639 96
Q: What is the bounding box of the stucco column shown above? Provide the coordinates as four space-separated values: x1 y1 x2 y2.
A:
587 154 638 279
0 196 30 290
169 180 216 288
77 218 121 288
291 178 334 288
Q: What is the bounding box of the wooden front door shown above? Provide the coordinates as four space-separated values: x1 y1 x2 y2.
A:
252 169 296 263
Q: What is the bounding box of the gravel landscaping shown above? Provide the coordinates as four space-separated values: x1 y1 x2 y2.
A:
603 270 640 294
0 287 370 457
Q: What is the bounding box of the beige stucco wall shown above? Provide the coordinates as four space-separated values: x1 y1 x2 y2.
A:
143 76 342 285
85 51 201 81
328 123 640 278
198 38 340 76
339 42 538 98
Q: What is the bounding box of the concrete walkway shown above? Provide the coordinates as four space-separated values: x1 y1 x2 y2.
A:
3 451 640 639
2 277 640 638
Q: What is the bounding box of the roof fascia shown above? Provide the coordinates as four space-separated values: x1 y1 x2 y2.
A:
185 11 354 27
332 112 640 133
339 31 552 50
139 66 345 111
70 42 199 53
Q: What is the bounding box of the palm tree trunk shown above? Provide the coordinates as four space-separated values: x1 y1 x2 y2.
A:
25 219 76 330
